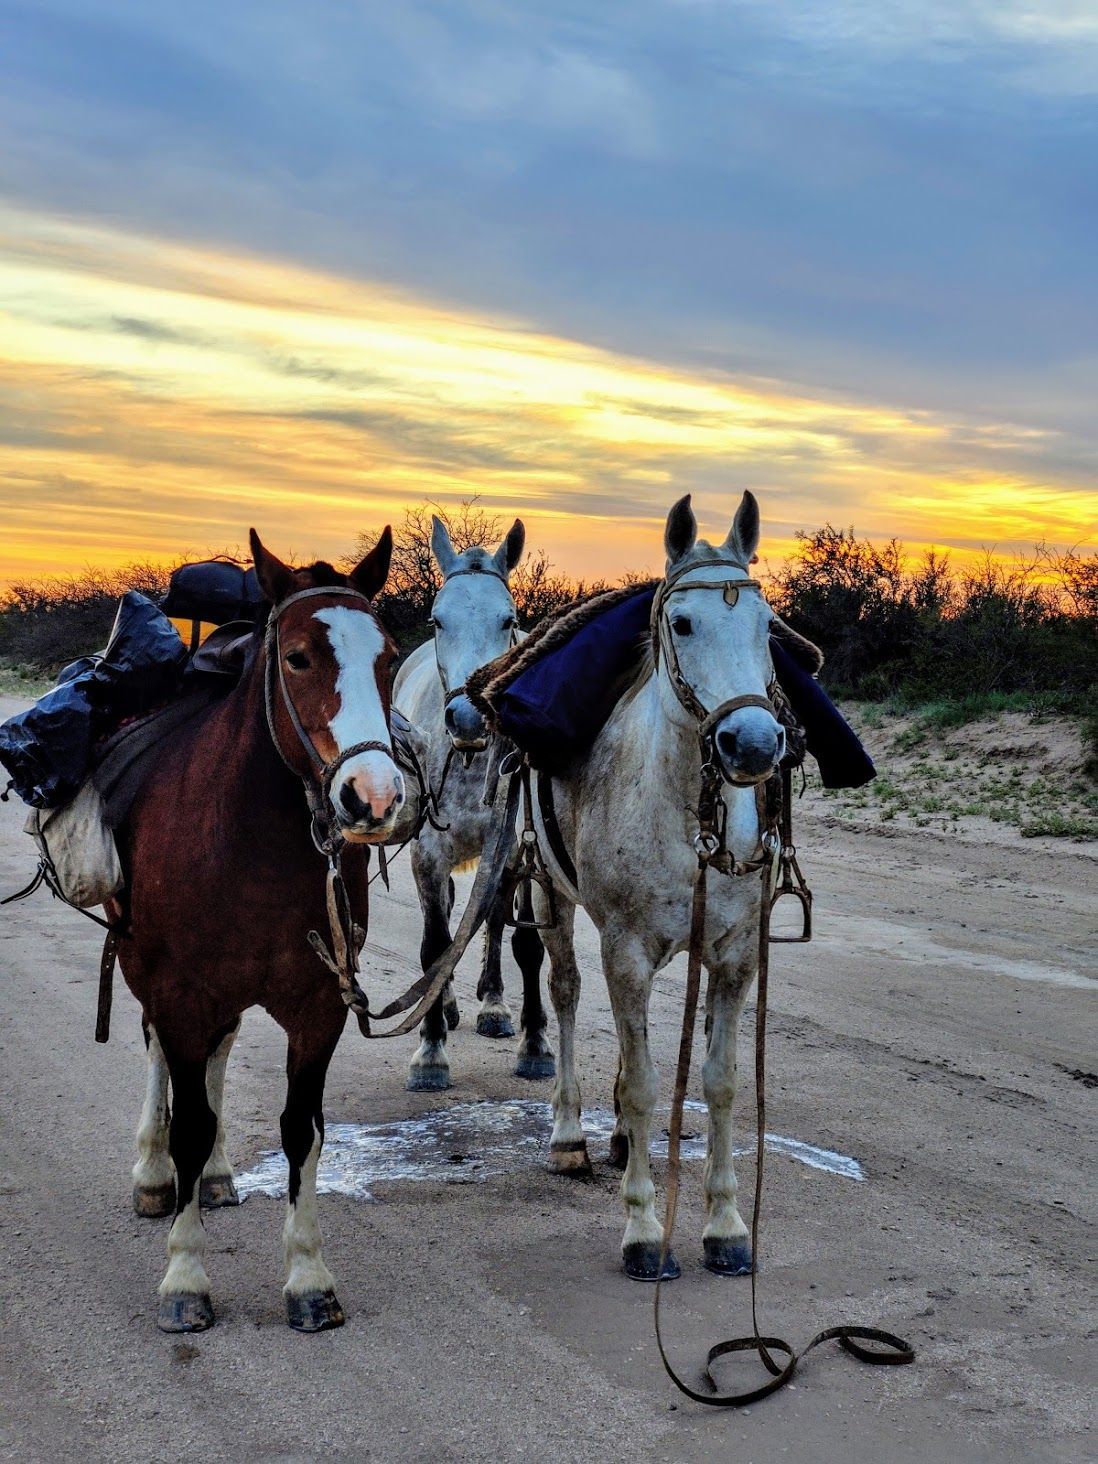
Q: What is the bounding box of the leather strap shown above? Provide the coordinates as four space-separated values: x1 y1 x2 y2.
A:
654 780 914 1404
535 770 579 890
357 765 522 1037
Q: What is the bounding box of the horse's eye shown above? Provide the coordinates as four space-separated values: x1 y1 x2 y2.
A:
285 650 310 671
429 617 441 631
671 615 693 636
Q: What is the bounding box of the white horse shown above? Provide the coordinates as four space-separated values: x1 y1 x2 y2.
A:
533 491 786 1280
394 516 554 1092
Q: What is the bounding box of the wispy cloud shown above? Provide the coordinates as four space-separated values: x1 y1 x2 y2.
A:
0 205 1092 582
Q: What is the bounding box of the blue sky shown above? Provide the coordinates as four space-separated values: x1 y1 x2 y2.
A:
0 0 1095 577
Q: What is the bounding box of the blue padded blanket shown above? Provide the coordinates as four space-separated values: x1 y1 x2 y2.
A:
489 586 874 788
0 592 189 808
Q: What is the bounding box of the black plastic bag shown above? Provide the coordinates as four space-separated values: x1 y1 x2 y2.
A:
0 592 189 808
160 558 263 626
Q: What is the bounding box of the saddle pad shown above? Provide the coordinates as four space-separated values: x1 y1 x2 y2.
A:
474 584 874 788
491 587 654 774
92 688 223 830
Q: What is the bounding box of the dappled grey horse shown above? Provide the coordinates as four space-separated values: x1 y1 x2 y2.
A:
394 516 554 1092
532 491 787 1280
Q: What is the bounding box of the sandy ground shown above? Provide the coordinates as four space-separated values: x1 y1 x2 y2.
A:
0 693 1094 1463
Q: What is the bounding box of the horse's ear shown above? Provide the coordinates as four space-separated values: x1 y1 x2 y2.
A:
493 519 525 577
250 529 295 605
349 525 393 601
724 490 760 565
664 494 697 567
430 515 458 577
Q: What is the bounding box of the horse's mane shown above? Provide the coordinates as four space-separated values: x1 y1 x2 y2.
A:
467 579 660 718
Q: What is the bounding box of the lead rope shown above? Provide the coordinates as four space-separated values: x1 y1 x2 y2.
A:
654 770 914 1406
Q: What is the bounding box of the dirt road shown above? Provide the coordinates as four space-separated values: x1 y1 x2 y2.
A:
0 694 1094 1462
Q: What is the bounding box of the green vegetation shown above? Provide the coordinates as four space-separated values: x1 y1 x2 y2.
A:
0 508 1094 820
770 526 1096 789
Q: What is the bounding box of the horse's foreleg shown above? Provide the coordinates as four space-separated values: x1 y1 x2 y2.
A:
701 939 756 1276
442 875 460 1031
200 1019 241 1209
513 883 553 1080
133 1021 175 1217
157 1048 218 1332
407 846 453 1091
475 887 514 1038
281 1015 345 1332
605 937 676 1281
543 901 589 1174
608 1054 629 1170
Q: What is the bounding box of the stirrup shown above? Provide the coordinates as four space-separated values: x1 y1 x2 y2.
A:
769 883 812 942
503 863 557 930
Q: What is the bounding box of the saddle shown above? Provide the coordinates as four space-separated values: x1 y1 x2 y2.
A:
467 581 875 789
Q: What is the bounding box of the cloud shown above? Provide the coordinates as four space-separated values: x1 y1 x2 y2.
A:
1 0 1095 423
0 209 1091 587
0 3 1093 577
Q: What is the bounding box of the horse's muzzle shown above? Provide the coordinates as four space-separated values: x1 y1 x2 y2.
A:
335 765 405 843
714 714 785 786
444 694 488 752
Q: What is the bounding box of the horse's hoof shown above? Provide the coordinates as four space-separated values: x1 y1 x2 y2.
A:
133 1181 176 1218
514 1050 555 1080
406 1065 451 1092
157 1292 214 1333
444 998 461 1031
548 1139 592 1176
623 1244 681 1283
286 1289 345 1333
200 1174 240 1209
607 1132 629 1170
702 1236 754 1276
476 1010 515 1039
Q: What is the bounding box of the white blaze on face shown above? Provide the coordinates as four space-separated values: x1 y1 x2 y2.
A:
315 607 404 834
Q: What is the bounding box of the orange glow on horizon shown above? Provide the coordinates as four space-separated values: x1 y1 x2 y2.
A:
0 203 1093 589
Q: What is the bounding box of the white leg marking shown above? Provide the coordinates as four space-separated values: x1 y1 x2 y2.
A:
283 1128 336 1299
133 1028 173 1194
202 1022 239 1182
160 1194 210 1298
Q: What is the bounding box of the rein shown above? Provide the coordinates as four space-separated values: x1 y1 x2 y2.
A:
263 583 514 1041
646 562 913 1403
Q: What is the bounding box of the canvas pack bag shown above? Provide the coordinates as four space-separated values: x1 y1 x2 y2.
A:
25 778 124 909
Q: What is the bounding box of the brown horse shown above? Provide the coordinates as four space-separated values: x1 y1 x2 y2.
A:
111 528 400 1333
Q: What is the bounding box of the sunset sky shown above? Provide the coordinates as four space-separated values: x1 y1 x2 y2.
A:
1 2 1095 584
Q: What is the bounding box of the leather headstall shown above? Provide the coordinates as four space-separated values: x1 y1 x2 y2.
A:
263 584 393 855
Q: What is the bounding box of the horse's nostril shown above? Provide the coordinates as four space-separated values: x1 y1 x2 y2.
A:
444 705 457 732
716 728 738 762
340 782 369 821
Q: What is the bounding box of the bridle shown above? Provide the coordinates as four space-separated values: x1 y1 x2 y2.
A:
429 562 519 763
263 584 395 857
652 557 779 753
650 557 785 872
